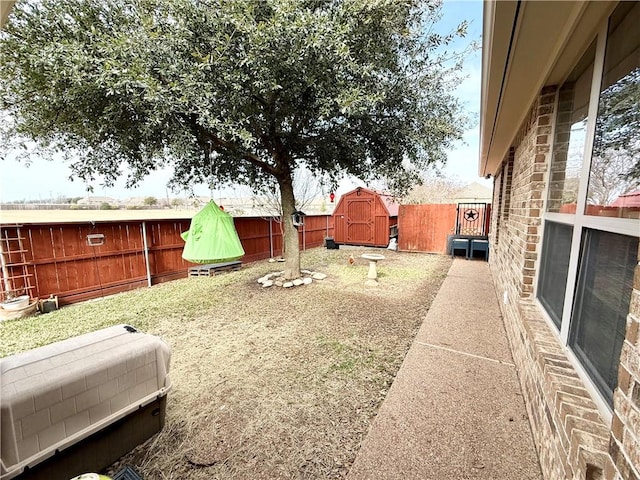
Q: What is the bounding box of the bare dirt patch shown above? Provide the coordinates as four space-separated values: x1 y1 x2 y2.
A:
0 248 451 479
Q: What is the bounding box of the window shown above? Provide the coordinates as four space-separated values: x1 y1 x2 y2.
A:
586 2 640 219
569 230 638 404
538 1 640 408
537 222 572 329
547 42 596 214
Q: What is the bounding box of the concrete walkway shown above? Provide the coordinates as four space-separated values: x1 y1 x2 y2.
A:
347 259 543 480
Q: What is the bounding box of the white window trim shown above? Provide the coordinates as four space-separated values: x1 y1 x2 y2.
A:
543 212 575 225
581 216 640 237
533 297 614 423
535 13 640 419
558 23 608 344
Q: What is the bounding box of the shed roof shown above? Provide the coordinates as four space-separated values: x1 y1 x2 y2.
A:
611 190 640 208
339 187 399 216
379 193 399 217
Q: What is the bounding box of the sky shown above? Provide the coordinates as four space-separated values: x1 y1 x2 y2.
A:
0 0 487 203
435 0 484 182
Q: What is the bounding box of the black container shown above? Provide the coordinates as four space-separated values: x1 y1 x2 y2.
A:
324 237 339 250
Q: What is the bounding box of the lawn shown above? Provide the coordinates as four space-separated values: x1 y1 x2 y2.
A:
0 247 452 479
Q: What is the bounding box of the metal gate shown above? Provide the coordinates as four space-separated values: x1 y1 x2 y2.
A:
455 203 489 236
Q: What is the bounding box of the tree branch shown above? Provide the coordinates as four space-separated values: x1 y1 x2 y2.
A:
211 134 277 176
188 115 278 176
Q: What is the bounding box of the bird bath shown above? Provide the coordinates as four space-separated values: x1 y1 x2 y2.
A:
361 253 385 286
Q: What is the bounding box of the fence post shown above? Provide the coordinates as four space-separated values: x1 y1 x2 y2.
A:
142 222 152 287
269 218 273 258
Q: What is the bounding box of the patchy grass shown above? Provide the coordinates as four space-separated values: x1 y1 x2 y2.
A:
0 247 452 479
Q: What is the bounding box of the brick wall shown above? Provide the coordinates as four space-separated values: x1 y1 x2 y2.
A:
488 87 630 480
610 258 640 479
547 83 577 213
491 168 503 246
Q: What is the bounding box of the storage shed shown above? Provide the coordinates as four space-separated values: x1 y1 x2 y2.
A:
332 187 398 247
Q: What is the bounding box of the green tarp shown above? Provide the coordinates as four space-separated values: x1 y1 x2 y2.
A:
181 201 245 264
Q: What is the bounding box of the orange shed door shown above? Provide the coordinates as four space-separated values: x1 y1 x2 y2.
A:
346 198 375 245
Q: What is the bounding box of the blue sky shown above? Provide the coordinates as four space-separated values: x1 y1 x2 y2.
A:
0 0 486 202
429 0 484 184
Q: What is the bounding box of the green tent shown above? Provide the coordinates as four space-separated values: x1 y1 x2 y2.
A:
181 201 245 264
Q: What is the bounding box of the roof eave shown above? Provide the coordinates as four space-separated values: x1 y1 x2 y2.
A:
1 1 15 29
478 1 612 177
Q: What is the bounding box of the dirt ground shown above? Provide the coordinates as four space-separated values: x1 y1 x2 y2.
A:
1 247 452 479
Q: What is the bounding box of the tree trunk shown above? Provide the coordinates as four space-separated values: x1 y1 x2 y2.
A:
278 174 301 280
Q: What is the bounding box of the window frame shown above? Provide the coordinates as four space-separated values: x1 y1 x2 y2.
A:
537 220 573 329
569 228 637 405
535 13 640 418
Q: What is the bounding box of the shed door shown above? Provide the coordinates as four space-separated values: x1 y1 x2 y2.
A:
346 199 374 245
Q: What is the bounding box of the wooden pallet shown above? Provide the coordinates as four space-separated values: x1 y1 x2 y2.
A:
188 261 242 277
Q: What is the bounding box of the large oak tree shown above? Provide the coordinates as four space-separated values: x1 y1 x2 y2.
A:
1 0 469 278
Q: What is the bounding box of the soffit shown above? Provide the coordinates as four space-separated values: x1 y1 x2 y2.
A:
545 2 616 86
479 1 614 177
1 1 15 29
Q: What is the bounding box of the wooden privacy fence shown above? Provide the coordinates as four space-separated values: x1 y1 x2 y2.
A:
398 204 458 253
0 215 334 306
397 203 492 254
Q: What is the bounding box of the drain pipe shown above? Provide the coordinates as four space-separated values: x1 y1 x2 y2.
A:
142 222 152 287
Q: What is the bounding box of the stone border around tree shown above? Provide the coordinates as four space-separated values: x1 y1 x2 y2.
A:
256 270 327 288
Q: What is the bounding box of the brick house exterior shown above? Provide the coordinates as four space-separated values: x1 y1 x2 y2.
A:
481 2 640 479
